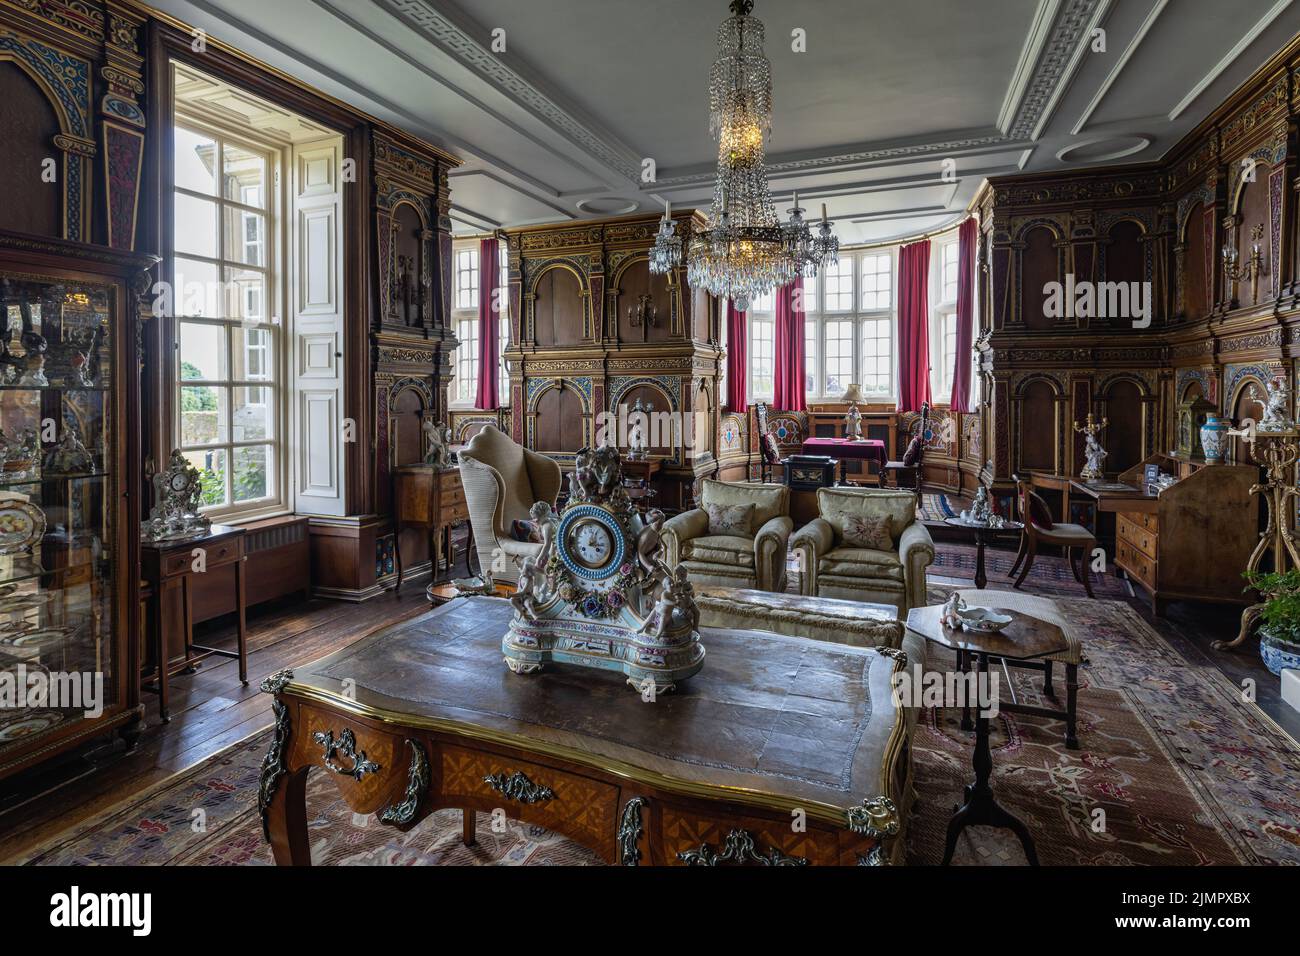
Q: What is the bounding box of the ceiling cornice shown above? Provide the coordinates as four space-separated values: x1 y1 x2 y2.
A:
1004 0 1109 140
378 0 644 182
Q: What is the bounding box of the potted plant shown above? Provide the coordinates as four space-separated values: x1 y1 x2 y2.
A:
1244 569 1300 675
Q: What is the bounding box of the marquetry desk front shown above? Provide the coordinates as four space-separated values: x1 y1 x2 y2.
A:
259 597 910 867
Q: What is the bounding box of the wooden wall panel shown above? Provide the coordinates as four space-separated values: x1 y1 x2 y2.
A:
533 383 585 454
1183 202 1208 319
1106 221 1144 288
533 267 584 347
1018 381 1057 472
613 259 672 344
1101 379 1144 475
505 214 721 507
0 62 62 237
1020 227 1058 330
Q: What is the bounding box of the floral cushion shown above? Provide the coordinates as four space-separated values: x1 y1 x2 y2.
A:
840 513 892 550
817 488 915 548
705 502 755 537
699 479 788 527
510 519 541 543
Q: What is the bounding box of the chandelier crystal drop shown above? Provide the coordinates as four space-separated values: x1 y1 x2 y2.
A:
648 202 683 275
649 0 838 310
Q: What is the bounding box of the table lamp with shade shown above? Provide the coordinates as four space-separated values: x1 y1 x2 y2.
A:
842 383 867 441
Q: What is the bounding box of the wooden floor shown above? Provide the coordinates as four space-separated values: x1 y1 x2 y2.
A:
1 545 1295 863
0 582 431 863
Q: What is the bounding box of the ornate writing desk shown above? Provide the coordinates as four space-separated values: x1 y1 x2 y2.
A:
259 596 909 866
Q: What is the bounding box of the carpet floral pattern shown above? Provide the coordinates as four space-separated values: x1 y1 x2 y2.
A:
15 599 1300 866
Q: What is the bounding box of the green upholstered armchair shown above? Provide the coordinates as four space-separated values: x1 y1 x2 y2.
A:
791 487 934 614
660 479 793 592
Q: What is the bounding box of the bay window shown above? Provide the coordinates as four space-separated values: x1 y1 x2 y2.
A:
801 249 897 401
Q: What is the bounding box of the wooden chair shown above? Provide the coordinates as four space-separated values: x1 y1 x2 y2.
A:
882 402 928 507
1009 474 1097 598
754 401 785 483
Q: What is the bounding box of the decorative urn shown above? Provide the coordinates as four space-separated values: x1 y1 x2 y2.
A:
1199 415 1230 464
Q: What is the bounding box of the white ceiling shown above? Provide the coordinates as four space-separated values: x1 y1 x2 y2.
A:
151 0 1300 244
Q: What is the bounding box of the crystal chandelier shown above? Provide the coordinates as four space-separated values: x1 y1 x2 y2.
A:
649 0 837 309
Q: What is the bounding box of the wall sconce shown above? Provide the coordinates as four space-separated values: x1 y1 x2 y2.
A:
628 294 657 342
1223 223 1266 305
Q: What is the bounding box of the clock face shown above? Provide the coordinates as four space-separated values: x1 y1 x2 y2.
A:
557 505 626 581
569 519 613 570
170 472 191 493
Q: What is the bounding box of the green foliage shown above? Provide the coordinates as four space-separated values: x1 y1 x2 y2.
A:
199 466 223 506
195 456 266 507
181 364 217 412
1244 569 1300 643
234 456 266 501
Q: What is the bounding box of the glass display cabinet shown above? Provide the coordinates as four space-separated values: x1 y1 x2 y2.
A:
0 230 156 781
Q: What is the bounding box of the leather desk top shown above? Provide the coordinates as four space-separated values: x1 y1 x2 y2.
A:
287 596 906 815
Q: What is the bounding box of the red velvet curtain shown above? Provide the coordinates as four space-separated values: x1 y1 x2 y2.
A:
950 218 977 413
897 239 931 413
475 237 500 411
725 299 748 412
772 278 806 411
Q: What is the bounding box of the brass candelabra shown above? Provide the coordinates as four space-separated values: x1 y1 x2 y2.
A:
1215 427 1300 650
1222 223 1266 305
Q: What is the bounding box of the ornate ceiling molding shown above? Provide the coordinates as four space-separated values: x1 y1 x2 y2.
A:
1004 0 1108 141
382 0 1089 195
653 132 1018 189
379 0 643 181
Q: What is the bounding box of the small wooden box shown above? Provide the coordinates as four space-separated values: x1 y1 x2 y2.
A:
785 455 837 490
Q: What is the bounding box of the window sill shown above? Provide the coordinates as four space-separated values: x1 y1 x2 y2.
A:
198 503 291 527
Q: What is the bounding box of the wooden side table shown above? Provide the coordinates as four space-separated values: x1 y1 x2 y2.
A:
905 603 1067 866
141 525 248 723
942 517 1024 589
393 464 470 591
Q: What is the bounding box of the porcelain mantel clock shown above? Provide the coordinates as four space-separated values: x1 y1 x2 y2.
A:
504 446 704 693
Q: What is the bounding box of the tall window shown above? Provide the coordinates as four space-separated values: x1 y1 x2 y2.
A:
172 124 281 517
497 243 510 406
802 249 897 400
451 242 509 407
801 274 817 395
748 291 775 401
452 246 479 405
932 237 960 399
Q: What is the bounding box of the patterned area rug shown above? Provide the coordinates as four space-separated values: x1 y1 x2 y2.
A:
15 598 1300 866
917 492 957 522
929 543 1130 599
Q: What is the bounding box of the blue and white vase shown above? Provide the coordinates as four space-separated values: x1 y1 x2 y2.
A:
1260 626 1300 677
1199 415 1229 463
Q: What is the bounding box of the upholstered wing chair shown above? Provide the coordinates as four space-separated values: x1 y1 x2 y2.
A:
791 487 934 614
457 425 562 584
660 479 793 592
